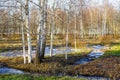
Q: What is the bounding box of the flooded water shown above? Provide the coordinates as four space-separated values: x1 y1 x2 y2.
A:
75 45 107 64
78 75 110 80
0 67 24 74
0 47 74 74
0 47 74 57
75 45 110 80
0 45 110 79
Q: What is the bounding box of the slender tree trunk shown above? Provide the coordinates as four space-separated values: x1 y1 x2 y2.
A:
21 5 26 64
79 13 84 38
79 2 84 39
103 8 107 36
97 9 100 36
48 20 51 35
89 9 93 38
36 22 41 63
65 12 69 60
74 12 77 51
21 23 26 64
102 0 107 36
50 17 54 57
41 0 48 58
50 0 55 57
25 0 32 63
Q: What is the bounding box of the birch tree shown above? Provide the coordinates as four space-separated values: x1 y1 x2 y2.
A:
25 0 32 63
21 4 26 64
102 0 108 36
65 10 69 60
35 0 48 63
50 0 55 57
73 2 77 51
79 0 84 38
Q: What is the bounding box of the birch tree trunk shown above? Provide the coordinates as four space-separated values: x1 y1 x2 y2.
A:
50 17 54 57
36 0 43 63
79 12 84 38
74 9 77 51
36 0 48 63
89 8 93 37
25 0 32 63
65 11 69 60
79 1 84 39
102 0 108 36
102 8 107 36
50 0 55 57
21 5 26 64
41 0 48 58
21 23 26 64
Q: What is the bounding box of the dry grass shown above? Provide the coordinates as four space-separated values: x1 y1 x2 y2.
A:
0 45 120 79
0 52 88 75
72 56 120 80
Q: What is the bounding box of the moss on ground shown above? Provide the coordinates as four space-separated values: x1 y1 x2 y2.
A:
0 74 85 80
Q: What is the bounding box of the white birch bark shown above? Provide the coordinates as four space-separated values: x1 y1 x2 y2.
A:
25 0 32 63
79 1 84 38
36 0 48 63
65 11 69 60
21 5 26 64
21 23 26 64
50 0 55 57
74 7 77 51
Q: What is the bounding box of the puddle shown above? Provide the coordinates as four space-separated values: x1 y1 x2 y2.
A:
0 67 24 74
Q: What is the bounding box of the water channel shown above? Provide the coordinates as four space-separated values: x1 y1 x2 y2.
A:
0 45 110 80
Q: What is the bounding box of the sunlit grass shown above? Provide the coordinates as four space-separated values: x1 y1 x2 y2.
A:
103 43 120 56
0 74 86 80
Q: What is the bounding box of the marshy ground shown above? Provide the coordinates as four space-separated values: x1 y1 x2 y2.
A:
0 35 120 80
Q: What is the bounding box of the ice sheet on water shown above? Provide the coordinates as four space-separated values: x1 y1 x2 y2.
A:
0 67 24 74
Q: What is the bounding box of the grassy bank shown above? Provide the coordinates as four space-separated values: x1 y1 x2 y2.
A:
0 35 120 79
0 52 89 75
0 74 85 80
72 44 120 80
72 56 120 79
103 43 120 56
0 44 120 79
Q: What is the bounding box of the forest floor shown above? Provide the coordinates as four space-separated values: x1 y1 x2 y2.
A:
0 35 120 80
0 44 120 79
0 52 89 80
